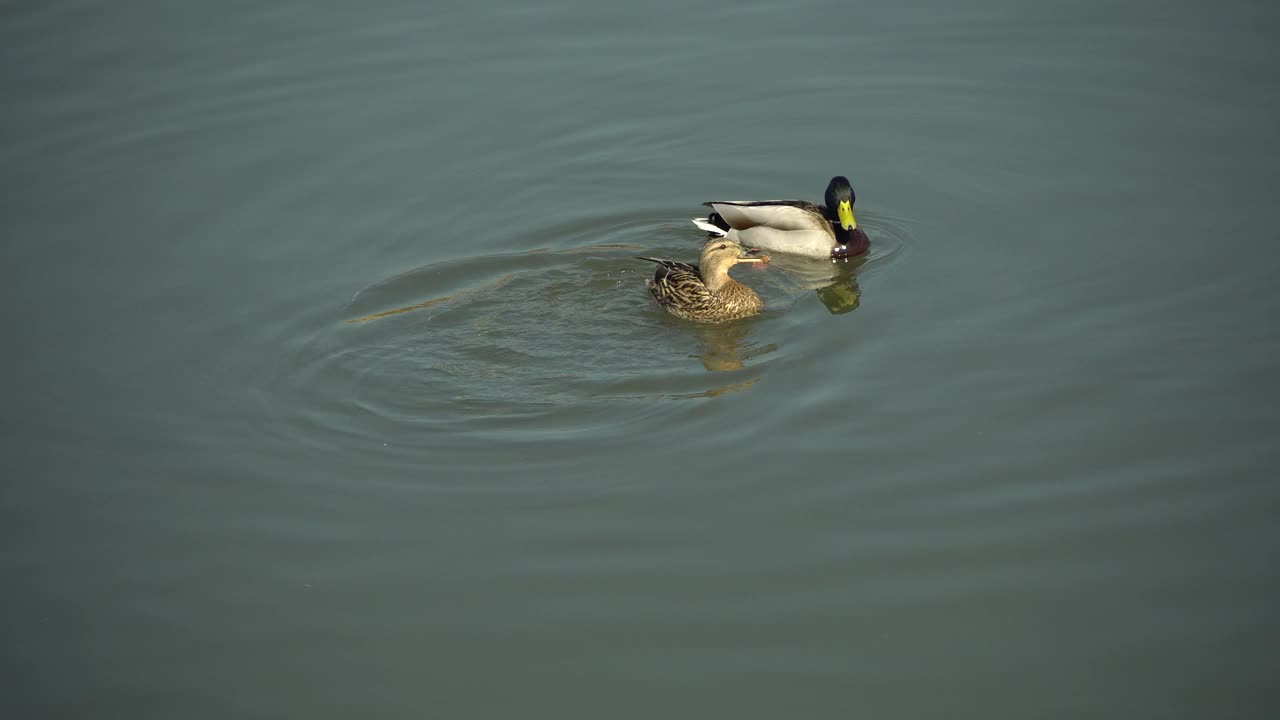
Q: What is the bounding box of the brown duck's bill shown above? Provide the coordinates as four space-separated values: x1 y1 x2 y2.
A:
738 247 768 263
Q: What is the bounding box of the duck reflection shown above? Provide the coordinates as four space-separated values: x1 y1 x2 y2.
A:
691 320 776 372
765 253 866 316
685 253 866 374
814 262 863 315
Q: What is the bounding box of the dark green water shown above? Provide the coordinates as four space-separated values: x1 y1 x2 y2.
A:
4 1 1278 717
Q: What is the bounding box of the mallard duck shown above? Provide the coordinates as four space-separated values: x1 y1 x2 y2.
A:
637 238 767 322
691 176 871 261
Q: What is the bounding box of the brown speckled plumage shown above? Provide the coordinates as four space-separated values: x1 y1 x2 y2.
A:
638 239 765 322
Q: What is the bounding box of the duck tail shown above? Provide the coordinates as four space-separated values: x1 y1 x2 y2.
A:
690 217 728 236
635 256 666 264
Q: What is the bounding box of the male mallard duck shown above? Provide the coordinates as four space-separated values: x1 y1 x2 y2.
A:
691 175 871 261
638 238 767 322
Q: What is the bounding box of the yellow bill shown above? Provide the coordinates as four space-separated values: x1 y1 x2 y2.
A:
836 199 858 230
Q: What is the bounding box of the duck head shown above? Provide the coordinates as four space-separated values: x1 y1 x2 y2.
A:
700 239 767 285
824 175 859 233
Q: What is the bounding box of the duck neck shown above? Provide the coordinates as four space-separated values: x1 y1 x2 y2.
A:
702 266 734 293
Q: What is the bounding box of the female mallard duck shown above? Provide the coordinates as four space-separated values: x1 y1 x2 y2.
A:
691 175 871 261
638 238 767 322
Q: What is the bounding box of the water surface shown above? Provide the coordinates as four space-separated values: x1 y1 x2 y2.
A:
3 0 1279 717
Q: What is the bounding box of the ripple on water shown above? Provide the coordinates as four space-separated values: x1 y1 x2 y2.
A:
257 212 909 475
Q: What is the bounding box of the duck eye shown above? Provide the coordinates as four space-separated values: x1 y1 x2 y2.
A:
717 244 727 250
